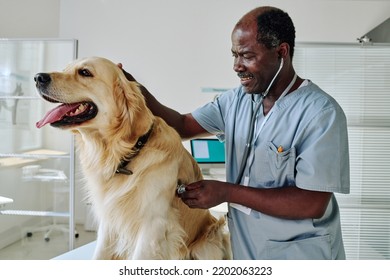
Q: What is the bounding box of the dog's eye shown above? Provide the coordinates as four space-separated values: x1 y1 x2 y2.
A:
78 68 93 77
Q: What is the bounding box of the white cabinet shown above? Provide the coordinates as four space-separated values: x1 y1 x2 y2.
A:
0 39 78 258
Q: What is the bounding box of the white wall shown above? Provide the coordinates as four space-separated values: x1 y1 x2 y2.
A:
0 0 60 38
59 0 390 113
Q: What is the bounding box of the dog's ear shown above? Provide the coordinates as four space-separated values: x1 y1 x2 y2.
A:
118 64 137 82
115 69 143 98
116 76 146 115
113 74 137 115
113 71 153 122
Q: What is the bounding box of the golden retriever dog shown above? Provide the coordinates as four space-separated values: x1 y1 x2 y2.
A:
34 57 231 260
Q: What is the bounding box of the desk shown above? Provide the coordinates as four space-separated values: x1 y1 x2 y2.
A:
0 196 13 209
0 149 68 167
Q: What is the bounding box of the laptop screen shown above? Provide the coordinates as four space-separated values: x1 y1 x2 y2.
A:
190 138 225 164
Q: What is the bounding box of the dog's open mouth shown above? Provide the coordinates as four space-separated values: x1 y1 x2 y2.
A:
36 101 98 128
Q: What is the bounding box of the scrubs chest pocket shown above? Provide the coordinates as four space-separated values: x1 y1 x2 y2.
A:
267 142 296 186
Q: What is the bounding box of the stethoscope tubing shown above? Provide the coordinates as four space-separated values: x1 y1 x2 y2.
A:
234 58 298 185
235 97 264 184
234 58 284 185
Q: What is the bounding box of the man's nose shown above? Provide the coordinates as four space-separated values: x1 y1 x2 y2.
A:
233 57 245 73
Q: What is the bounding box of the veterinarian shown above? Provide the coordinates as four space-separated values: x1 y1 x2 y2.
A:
122 6 350 260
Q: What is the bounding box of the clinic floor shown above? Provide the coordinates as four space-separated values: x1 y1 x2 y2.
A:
0 224 96 260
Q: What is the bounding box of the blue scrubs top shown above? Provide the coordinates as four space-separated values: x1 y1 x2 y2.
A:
192 81 350 259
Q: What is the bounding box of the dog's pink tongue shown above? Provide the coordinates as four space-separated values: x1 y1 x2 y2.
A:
36 103 81 128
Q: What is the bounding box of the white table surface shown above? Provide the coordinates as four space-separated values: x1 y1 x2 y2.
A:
0 196 13 208
53 241 96 260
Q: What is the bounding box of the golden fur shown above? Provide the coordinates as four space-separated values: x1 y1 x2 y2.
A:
35 57 231 259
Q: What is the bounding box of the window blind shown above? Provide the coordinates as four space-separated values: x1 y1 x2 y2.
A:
294 43 390 259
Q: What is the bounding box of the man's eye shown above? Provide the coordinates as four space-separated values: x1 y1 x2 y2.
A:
243 54 254 59
78 69 93 77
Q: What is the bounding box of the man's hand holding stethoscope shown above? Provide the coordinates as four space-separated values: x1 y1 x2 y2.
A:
177 180 229 209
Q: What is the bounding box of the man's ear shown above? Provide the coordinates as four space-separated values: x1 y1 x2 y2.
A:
278 42 289 59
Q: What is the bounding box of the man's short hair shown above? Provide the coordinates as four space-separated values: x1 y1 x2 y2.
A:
256 8 296 58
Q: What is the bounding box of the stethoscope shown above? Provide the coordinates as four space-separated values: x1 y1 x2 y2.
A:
234 57 297 185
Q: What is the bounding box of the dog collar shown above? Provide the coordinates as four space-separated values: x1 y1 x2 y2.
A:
115 123 154 175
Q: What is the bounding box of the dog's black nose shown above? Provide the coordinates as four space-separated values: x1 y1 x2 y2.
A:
34 73 51 85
